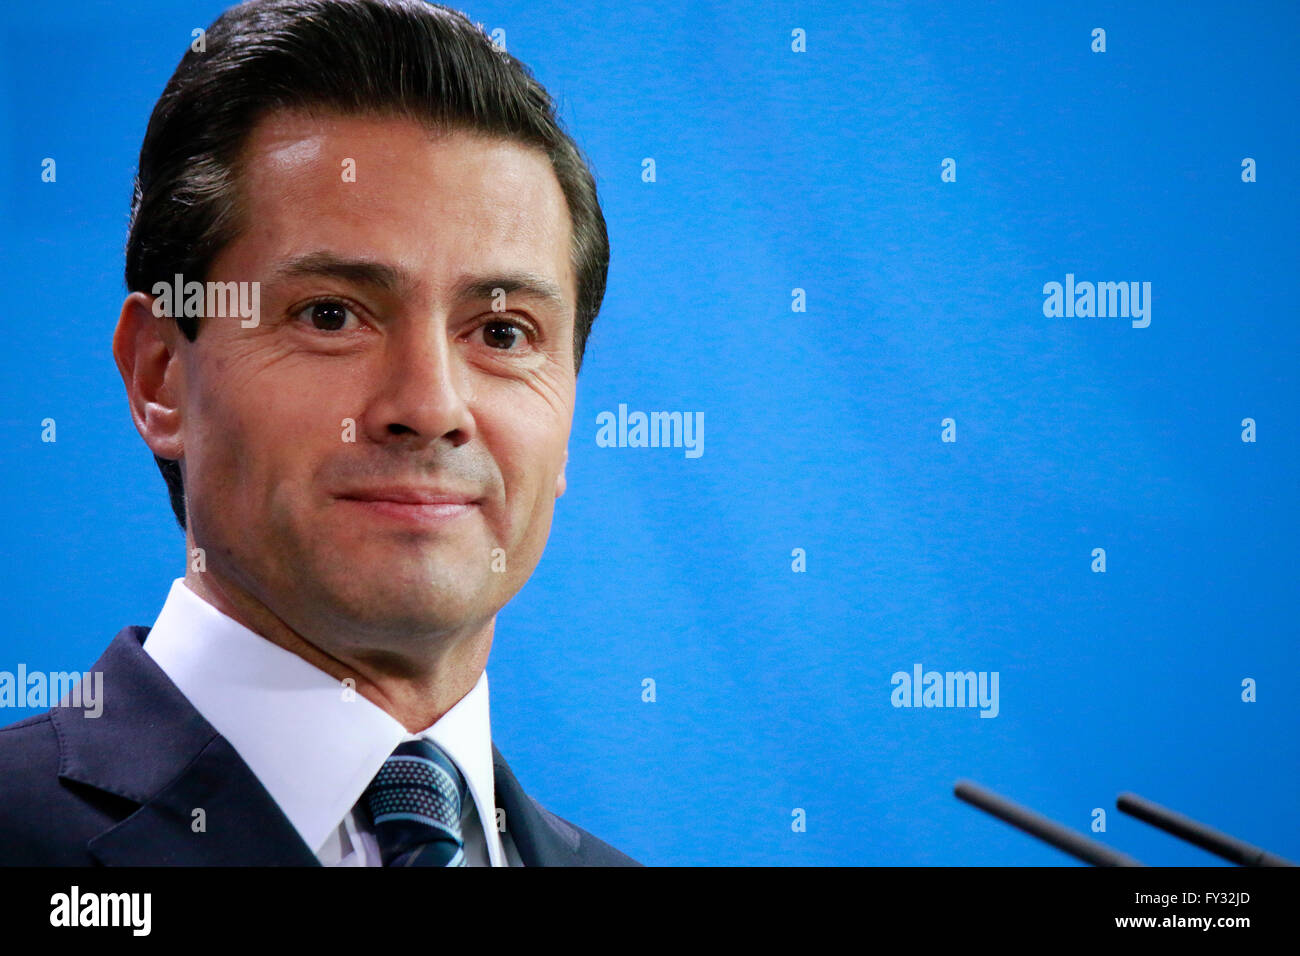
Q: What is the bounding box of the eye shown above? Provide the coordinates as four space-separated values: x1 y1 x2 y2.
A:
480 319 530 350
295 299 361 332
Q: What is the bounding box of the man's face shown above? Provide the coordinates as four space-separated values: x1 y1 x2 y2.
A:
173 110 577 650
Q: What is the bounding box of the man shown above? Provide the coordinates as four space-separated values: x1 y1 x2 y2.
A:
0 0 639 866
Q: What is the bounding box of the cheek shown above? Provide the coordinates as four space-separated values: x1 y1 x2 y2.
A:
183 406 266 541
185 354 345 516
492 420 566 541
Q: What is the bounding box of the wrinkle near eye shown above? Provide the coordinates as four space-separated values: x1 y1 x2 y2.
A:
509 362 573 417
485 346 551 377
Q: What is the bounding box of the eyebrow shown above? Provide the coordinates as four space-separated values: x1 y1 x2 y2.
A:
271 252 568 312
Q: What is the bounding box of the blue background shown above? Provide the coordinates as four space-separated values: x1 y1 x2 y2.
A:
0 0 1295 866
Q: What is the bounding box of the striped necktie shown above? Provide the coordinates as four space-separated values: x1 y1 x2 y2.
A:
362 738 468 867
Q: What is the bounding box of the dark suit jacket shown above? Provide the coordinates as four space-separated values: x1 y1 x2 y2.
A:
0 626 640 866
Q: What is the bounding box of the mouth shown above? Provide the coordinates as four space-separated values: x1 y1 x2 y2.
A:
335 486 482 528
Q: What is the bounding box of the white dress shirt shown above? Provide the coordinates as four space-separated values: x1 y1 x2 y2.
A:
141 578 522 866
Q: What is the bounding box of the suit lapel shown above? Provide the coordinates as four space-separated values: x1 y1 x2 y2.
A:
54 627 318 866
57 626 585 866
492 743 585 866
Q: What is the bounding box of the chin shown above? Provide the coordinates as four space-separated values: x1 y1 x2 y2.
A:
319 568 493 634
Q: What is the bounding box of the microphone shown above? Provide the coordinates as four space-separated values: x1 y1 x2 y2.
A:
1117 791 1296 867
954 779 1143 866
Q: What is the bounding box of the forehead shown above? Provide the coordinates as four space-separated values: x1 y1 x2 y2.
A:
227 109 575 308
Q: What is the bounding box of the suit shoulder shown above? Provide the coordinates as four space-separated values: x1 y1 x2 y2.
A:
530 797 643 866
0 713 84 864
0 711 59 758
0 713 60 824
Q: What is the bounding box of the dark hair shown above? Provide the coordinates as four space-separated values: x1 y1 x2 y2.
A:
125 0 609 531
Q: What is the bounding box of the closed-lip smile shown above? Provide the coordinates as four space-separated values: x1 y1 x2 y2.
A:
339 486 481 506
336 486 482 527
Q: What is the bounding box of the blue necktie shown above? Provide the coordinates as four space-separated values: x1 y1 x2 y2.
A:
362 738 468 867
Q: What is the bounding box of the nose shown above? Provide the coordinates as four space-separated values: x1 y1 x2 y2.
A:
360 319 476 447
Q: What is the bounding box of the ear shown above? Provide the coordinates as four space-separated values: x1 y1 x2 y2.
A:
554 446 567 499
112 291 185 462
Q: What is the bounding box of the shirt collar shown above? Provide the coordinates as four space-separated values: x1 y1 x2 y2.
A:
141 578 501 862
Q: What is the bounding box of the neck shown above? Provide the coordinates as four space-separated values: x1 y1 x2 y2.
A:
181 562 493 733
